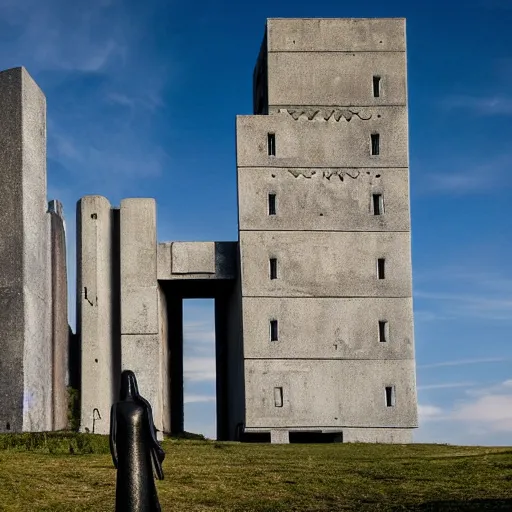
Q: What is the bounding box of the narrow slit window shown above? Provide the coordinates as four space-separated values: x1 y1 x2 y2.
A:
373 193 383 215
371 133 380 155
274 387 283 407
269 258 278 280
267 133 276 156
268 193 276 215
378 258 386 279
270 320 279 341
373 76 381 97
385 386 395 407
379 321 388 342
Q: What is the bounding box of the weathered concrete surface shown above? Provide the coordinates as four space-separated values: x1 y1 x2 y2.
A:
77 196 117 434
266 18 406 53
242 298 414 360
48 200 68 430
240 231 412 297
244 359 418 429
120 199 164 434
238 167 410 232
237 18 416 442
0 67 52 433
157 242 238 281
236 109 408 168
267 52 406 108
270 430 289 444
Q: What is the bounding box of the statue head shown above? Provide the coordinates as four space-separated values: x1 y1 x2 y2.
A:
119 370 140 401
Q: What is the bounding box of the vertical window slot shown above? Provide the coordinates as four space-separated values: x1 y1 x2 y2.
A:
373 194 383 215
371 133 380 155
268 193 276 215
378 258 386 280
274 387 283 407
270 320 279 342
269 258 278 280
385 386 395 407
379 321 388 342
373 76 381 98
267 133 276 156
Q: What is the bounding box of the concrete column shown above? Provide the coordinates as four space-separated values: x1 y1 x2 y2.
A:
77 196 117 434
270 430 289 444
48 200 68 431
168 296 183 435
0 67 52 433
119 199 163 433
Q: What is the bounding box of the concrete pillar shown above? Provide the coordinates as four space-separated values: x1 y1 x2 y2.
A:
77 196 118 434
168 296 183 435
270 430 289 444
48 200 69 430
119 199 164 434
0 67 52 433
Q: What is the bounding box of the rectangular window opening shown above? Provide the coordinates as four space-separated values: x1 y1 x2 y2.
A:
274 387 283 407
268 193 276 215
371 133 380 156
269 258 278 280
378 258 386 280
379 320 388 342
270 319 279 342
385 386 395 407
373 76 381 98
373 193 383 215
267 133 276 156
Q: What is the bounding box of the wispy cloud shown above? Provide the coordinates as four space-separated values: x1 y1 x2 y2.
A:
442 95 512 116
183 356 216 382
418 357 508 369
184 394 216 404
418 382 475 390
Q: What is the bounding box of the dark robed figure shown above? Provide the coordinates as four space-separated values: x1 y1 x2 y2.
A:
110 370 165 511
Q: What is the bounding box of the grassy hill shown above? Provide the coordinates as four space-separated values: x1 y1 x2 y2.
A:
0 434 511 511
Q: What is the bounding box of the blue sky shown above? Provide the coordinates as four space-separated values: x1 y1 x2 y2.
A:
1 0 511 444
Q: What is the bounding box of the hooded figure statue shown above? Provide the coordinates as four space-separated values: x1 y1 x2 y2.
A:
110 370 165 511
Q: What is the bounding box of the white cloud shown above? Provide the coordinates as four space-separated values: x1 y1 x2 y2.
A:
442 95 512 116
418 357 507 369
183 356 216 382
184 394 216 404
418 404 443 421
418 382 474 391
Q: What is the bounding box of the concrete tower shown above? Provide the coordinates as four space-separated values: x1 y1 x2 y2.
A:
236 18 418 443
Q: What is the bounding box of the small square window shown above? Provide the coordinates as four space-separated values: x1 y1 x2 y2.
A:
270 258 278 280
274 387 283 407
373 194 383 215
270 320 278 342
373 76 381 98
371 133 380 156
377 258 386 279
379 321 388 342
268 133 276 156
385 386 395 407
268 193 276 215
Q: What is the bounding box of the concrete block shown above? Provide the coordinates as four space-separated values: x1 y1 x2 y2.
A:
238 167 410 232
342 427 413 443
48 200 69 430
0 67 52 433
239 231 412 298
121 286 159 335
244 359 418 429
157 243 172 280
77 196 116 435
236 109 408 168
267 52 406 108
270 430 289 444
171 242 215 274
267 18 406 52
121 334 164 432
242 297 414 360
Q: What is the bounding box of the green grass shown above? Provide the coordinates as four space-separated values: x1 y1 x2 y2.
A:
0 434 511 511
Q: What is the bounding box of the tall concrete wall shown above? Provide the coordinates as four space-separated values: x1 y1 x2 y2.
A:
0 67 52 433
77 196 118 434
48 200 69 430
120 199 166 436
238 18 417 442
